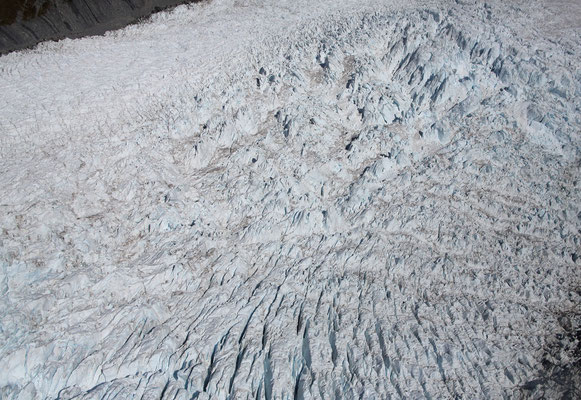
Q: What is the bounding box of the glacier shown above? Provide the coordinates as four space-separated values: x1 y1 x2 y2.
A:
0 0 580 398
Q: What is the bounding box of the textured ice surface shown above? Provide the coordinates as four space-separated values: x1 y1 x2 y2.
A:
0 0 580 398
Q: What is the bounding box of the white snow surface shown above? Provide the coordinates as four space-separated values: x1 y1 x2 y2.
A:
1 0 580 398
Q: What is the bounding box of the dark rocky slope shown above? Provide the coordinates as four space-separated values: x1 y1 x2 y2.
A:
0 0 202 54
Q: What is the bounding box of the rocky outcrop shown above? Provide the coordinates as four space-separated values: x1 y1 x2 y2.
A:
0 0 201 54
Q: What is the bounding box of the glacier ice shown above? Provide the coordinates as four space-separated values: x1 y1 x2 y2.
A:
0 0 580 398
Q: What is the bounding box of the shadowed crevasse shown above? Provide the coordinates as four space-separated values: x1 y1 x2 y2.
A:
0 0 205 54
